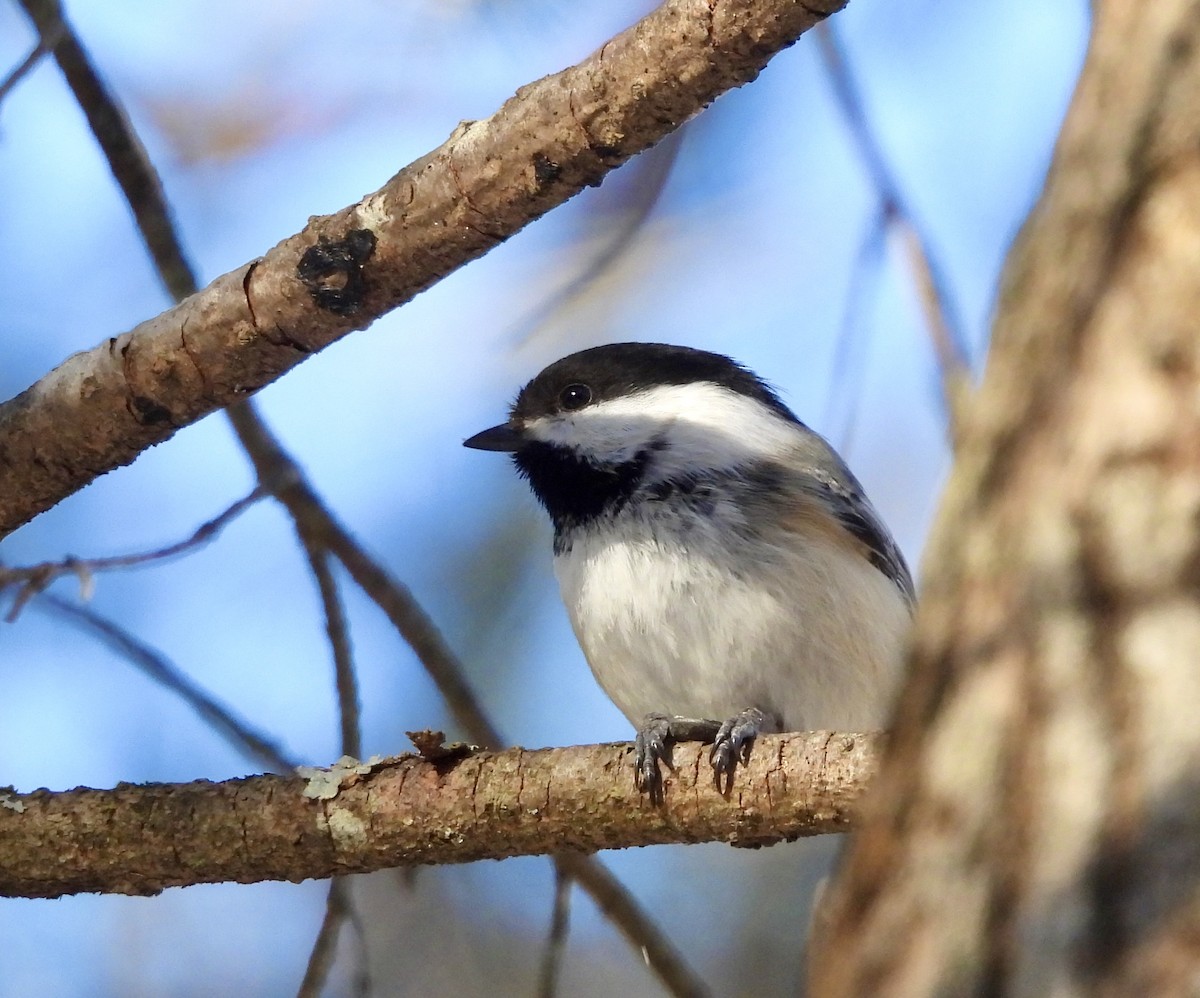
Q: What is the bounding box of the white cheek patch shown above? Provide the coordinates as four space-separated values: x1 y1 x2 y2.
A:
523 382 802 471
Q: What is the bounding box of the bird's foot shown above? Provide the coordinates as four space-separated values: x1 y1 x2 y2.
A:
710 707 767 795
634 713 721 804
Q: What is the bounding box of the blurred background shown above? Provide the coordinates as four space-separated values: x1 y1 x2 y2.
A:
0 0 1088 994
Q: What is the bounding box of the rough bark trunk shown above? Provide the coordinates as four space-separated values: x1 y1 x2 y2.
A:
810 2 1200 994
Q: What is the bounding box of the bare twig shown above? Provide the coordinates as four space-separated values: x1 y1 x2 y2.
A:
815 22 973 442
38 594 296 773
536 865 574 998
826 210 888 446
296 879 368 998
343 884 372 998
300 541 361 760
0 20 62 105
1 489 264 622
891 217 973 435
554 853 712 998
292 535 369 998
296 883 342 998
512 128 686 347
16 0 195 301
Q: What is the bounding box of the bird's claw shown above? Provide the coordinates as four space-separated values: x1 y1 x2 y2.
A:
709 707 766 794
634 712 674 805
634 708 768 800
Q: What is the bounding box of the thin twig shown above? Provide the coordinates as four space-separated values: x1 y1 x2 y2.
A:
38 594 296 773
290 543 366 998
342 883 372 998
816 22 973 443
225 404 506 749
1 489 264 621
0 21 63 105
300 540 361 759
825 208 888 447
16 0 196 301
511 127 686 347
536 865 574 998
890 215 973 432
297 879 353 998
556 852 712 998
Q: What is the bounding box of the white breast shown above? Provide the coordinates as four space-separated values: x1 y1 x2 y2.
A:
554 509 911 732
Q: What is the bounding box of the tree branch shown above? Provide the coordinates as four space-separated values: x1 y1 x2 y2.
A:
297 879 368 998
0 488 263 620
0 0 845 540
0 18 61 105
38 594 297 774
0 730 876 900
16 0 196 300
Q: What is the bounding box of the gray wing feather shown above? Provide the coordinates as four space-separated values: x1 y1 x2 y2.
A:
799 464 916 605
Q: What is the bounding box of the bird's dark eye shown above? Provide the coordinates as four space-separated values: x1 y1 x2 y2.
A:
559 383 592 411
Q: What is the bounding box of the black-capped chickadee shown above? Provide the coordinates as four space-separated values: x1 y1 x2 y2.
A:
464 343 914 801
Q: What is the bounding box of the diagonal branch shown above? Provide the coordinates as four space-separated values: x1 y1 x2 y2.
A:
38 594 297 774
16 0 196 300
297 879 369 998
0 730 879 901
0 0 846 540
536 865 574 998
1 488 264 620
0 18 62 105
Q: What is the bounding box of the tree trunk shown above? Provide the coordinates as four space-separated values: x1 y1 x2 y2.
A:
810 2 1200 993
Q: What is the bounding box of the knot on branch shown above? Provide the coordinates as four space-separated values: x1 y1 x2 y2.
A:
296 229 378 316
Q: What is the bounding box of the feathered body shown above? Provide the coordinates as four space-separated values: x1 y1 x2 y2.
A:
465 343 914 784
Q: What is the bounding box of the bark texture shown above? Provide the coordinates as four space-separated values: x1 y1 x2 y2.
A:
0 731 876 900
811 3 1200 994
0 0 845 540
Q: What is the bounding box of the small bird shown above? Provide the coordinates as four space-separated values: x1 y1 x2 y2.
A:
464 343 914 801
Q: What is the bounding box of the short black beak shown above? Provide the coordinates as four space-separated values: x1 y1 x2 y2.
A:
463 422 526 452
